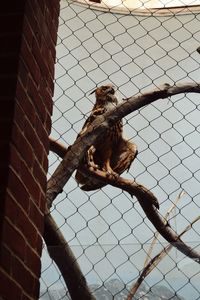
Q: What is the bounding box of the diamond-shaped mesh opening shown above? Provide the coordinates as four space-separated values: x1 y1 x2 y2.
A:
40 1 200 299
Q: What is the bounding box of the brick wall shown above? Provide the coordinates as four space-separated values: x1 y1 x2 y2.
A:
0 1 60 299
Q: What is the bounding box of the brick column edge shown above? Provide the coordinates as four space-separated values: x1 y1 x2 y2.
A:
0 1 60 299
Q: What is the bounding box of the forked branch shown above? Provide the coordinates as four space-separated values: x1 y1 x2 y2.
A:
46 82 200 208
46 82 200 299
49 138 200 263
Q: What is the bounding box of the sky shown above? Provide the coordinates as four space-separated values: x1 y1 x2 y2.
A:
40 1 200 298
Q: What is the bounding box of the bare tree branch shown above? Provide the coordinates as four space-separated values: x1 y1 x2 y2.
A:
44 213 95 300
49 139 200 264
49 137 68 158
127 215 200 300
46 82 200 208
144 190 185 267
46 82 200 299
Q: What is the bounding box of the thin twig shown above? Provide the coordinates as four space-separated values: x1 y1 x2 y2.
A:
144 190 185 267
126 215 200 300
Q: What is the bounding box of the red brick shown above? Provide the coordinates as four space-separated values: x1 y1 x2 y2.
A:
11 124 34 169
48 0 60 13
0 1 60 298
34 231 43 255
12 121 23 145
44 7 59 45
8 168 30 211
33 277 40 299
26 245 41 277
20 38 41 86
38 1 45 15
0 269 22 300
29 200 43 232
39 193 46 213
40 36 50 62
29 200 43 233
0 244 12 274
42 154 49 173
43 136 50 156
33 159 47 189
22 117 45 163
39 78 53 114
27 77 46 121
32 35 49 78
4 193 21 226
24 2 38 42
50 19 59 45
16 211 38 249
9 144 21 175
35 114 49 152
33 139 44 165
14 102 25 131
16 81 36 125
23 16 34 48
12 256 36 296
19 138 34 169
45 112 52 136
2 220 27 260
24 118 40 152
31 0 44 28
31 34 41 58
49 36 56 60
22 293 33 300
18 58 29 89
20 160 40 203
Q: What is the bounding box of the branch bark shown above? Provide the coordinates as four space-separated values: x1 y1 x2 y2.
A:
49 139 200 263
46 82 200 208
43 213 95 300
45 82 200 299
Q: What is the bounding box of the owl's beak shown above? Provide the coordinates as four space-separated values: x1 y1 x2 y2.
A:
89 84 116 96
89 88 96 95
108 86 115 94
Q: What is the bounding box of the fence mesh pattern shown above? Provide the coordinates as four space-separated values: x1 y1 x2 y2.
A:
40 1 200 299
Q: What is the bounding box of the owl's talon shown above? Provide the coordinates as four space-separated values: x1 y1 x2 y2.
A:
87 161 99 171
105 170 119 179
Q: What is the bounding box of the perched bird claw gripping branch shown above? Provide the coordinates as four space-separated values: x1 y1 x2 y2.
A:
75 84 138 191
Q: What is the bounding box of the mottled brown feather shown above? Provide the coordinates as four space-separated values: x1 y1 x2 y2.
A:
75 84 138 191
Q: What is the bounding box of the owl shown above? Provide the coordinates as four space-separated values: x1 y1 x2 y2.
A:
75 84 138 191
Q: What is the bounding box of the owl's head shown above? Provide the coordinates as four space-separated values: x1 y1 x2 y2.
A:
90 84 117 106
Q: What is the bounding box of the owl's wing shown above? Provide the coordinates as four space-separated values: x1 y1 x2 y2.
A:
77 108 105 138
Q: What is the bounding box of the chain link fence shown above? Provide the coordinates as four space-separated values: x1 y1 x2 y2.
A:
40 0 200 299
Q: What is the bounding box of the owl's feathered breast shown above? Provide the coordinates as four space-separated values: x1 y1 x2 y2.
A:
88 94 123 147
75 84 131 189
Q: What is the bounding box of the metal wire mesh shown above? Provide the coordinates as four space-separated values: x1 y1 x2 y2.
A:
40 1 200 299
